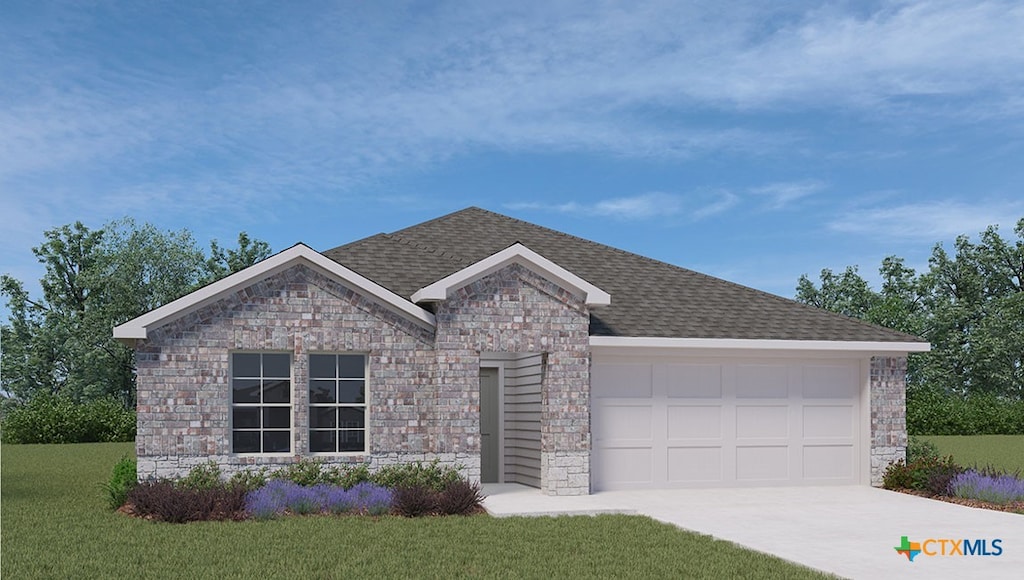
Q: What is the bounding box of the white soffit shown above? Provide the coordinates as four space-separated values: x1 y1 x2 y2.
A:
410 243 611 306
589 336 931 353
113 243 435 343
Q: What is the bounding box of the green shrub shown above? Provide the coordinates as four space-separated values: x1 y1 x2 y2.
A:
178 462 224 490
908 386 1024 435
906 436 940 463
0 394 135 444
271 458 327 487
882 455 963 494
324 463 372 489
228 468 268 492
371 459 462 492
101 455 137 510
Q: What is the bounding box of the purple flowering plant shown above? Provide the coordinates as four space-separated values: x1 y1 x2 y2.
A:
245 480 394 520
950 469 1024 505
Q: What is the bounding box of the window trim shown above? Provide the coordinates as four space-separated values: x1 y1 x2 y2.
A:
230 351 294 456
308 352 369 455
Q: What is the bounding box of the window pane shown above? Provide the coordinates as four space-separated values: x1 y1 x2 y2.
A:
338 380 364 404
310 430 336 453
263 431 290 453
233 407 260 429
309 380 336 404
309 354 336 379
233 431 260 453
263 407 290 429
232 354 261 378
338 407 365 429
263 380 290 403
232 379 260 403
338 355 365 379
309 407 336 428
338 430 365 452
262 354 290 378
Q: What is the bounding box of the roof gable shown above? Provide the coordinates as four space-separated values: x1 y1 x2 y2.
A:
411 243 611 306
113 243 435 343
324 207 928 345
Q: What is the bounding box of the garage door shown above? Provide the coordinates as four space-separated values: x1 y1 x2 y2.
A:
592 359 862 490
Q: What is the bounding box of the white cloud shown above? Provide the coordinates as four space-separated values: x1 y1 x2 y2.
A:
750 180 825 209
827 199 1024 240
507 190 741 221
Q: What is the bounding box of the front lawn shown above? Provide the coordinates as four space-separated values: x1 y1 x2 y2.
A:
1 443 832 579
919 435 1024 473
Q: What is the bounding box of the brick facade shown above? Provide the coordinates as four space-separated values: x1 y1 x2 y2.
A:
869 356 908 486
134 262 592 494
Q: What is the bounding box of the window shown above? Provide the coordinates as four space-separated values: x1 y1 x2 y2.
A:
231 353 291 453
309 354 366 453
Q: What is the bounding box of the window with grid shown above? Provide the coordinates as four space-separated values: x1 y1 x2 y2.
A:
309 354 366 453
231 353 291 453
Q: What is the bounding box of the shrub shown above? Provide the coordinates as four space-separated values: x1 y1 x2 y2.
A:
906 436 939 463
908 386 1024 436
372 459 462 492
101 455 137 510
393 485 438 517
882 460 913 490
0 394 135 444
178 462 223 490
271 458 325 487
950 470 1024 505
333 463 372 489
347 481 393 516
228 468 269 492
435 479 485 516
882 455 962 494
128 481 246 523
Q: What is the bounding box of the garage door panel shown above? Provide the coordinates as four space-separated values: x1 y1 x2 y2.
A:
594 404 652 440
592 364 652 398
667 405 722 439
802 365 857 398
736 405 790 439
735 365 789 398
595 448 653 485
803 405 855 438
736 446 789 481
666 364 722 398
668 447 723 482
803 445 855 479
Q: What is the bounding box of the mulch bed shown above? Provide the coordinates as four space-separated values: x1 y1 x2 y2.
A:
895 489 1024 514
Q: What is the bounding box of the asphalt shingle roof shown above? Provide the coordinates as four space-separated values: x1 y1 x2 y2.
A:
323 207 921 342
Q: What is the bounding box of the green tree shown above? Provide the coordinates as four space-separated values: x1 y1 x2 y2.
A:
1 220 271 406
796 218 1024 400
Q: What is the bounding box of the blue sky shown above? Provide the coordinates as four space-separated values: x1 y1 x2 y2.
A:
2 1 1023 307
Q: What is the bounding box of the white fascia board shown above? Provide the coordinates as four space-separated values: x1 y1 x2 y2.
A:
411 243 611 306
113 243 435 343
589 336 931 353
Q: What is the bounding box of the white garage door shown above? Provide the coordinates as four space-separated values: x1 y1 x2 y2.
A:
592 359 863 490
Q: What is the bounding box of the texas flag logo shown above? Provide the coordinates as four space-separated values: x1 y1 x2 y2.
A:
895 536 923 562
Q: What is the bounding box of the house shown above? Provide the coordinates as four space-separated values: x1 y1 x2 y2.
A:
114 207 929 495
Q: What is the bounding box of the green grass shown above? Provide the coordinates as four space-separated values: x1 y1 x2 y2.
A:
1 443 832 579
919 435 1024 473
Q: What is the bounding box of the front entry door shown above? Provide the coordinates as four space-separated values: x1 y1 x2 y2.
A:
479 368 500 483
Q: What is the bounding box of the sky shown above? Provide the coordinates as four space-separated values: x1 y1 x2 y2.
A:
2 0 1024 312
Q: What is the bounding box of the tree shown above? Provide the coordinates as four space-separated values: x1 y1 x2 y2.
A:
1 220 271 406
796 218 1024 400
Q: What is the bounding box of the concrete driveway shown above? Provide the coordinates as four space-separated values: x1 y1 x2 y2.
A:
482 484 1024 579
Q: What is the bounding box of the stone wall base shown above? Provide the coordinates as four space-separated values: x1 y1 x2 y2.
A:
137 452 481 482
540 450 590 495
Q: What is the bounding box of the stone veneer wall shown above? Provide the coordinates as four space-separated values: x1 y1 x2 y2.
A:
869 356 908 486
133 264 461 480
434 263 592 495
